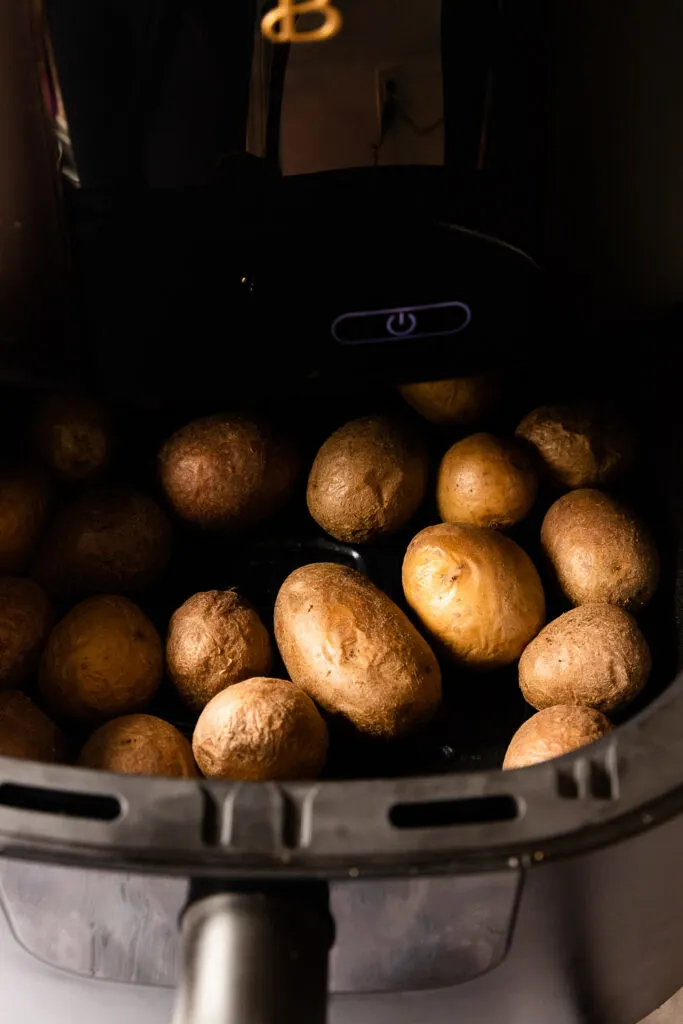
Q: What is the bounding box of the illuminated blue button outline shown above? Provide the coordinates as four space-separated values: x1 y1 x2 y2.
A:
331 300 472 345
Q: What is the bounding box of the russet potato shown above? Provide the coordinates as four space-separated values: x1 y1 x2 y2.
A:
40 595 163 723
541 489 659 611
166 590 272 710
274 563 441 739
503 705 612 769
193 677 328 781
307 415 428 543
519 604 651 714
158 413 299 531
79 714 198 777
402 523 545 668
437 433 538 529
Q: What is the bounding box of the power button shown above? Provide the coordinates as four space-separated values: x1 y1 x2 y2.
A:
331 300 472 345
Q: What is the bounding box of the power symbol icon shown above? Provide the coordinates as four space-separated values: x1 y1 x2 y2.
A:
386 311 418 337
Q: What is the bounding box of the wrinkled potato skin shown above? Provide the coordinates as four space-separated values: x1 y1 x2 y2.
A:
193 677 328 781
403 523 545 669
503 705 612 769
541 489 659 611
166 590 273 710
516 403 636 490
307 416 428 544
32 486 171 600
40 595 163 723
519 604 651 713
158 414 299 531
32 393 114 482
79 714 198 777
274 564 441 739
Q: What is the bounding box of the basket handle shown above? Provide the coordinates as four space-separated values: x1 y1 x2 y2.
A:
173 881 334 1024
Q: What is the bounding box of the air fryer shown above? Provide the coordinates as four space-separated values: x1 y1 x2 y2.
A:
1 3 683 1024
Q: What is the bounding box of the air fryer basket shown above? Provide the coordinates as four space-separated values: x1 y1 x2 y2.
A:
0 327 681 1024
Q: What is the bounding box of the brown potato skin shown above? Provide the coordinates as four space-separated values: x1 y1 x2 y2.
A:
40 595 163 723
541 489 659 611
0 577 52 688
398 374 499 426
32 486 171 600
0 468 51 574
274 563 441 739
307 416 428 544
402 523 545 669
503 705 612 769
193 677 328 781
166 590 273 710
0 691 65 763
516 403 635 490
32 392 113 482
79 714 198 777
437 433 538 529
519 604 651 713
158 414 299 531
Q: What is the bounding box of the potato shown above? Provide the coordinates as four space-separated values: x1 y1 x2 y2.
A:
193 677 328 781
40 595 163 723
541 489 659 611
519 604 650 713
398 373 499 426
274 563 441 739
503 705 612 769
158 413 299 531
0 691 65 763
516 403 635 489
166 590 273 710
0 468 51 573
437 433 538 529
32 485 171 600
402 523 545 668
0 577 52 688
32 392 113 482
306 415 428 543
79 714 198 777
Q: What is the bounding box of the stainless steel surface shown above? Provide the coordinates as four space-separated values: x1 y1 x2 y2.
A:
173 889 332 1024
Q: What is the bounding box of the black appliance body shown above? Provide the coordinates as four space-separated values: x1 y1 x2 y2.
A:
1 4 683 1024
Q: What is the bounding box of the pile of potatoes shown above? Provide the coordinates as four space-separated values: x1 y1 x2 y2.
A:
0 378 660 780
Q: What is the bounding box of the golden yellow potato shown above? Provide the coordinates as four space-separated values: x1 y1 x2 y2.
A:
0 690 65 763
306 416 428 543
519 604 651 713
166 590 273 710
541 489 659 611
398 373 499 426
274 563 441 739
437 433 538 529
32 486 171 600
79 714 198 777
516 403 636 489
158 414 299 531
0 577 52 688
402 523 545 669
193 677 328 781
0 468 51 574
503 705 612 769
39 595 163 723
32 392 114 482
